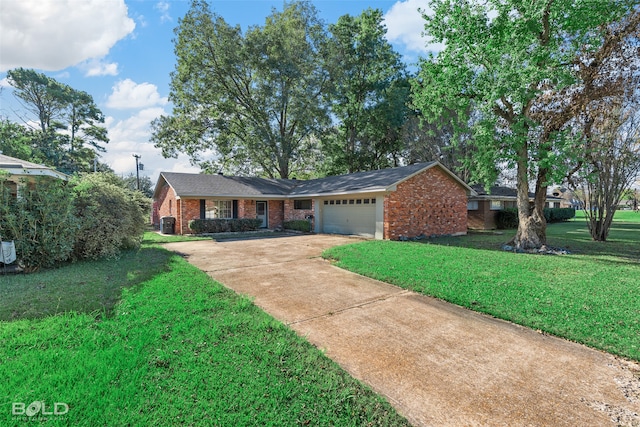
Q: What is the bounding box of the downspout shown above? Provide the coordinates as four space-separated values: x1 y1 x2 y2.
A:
178 199 183 235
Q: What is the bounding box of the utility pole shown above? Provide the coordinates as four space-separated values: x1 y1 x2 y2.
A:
133 154 141 190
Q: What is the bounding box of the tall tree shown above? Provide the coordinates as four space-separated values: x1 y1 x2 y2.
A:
413 0 639 249
0 119 34 161
569 91 640 241
6 68 109 174
324 9 408 174
6 68 67 133
401 108 477 183
152 0 330 179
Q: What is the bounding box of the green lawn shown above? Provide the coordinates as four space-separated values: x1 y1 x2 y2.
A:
324 212 640 361
0 233 208 321
0 237 409 426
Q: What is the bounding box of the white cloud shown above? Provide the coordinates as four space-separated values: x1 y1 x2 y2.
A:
154 1 172 23
0 77 11 88
107 79 168 109
384 0 444 54
0 0 135 72
104 107 199 182
81 59 119 77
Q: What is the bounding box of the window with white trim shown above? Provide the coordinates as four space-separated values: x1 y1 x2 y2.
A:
467 200 478 210
490 200 503 210
205 200 233 219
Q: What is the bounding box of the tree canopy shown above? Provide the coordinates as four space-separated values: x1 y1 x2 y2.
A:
152 0 331 179
323 8 409 174
413 0 640 249
5 68 109 174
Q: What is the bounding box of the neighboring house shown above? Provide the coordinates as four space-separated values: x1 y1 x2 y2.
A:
153 162 475 240
467 184 564 229
0 153 69 197
548 187 582 209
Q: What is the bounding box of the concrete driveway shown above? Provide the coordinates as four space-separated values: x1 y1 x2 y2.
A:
164 234 640 426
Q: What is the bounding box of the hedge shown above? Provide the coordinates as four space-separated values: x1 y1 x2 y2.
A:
188 218 263 233
0 173 148 272
496 207 576 229
544 207 576 222
283 219 311 232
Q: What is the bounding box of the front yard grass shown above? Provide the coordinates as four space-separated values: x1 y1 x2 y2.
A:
324 212 640 361
0 236 409 426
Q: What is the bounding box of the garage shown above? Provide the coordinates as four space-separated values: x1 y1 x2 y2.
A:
321 197 376 237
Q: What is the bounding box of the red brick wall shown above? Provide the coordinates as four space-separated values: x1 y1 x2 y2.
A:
238 199 255 219
384 166 468 240
268 200 284 228
283 200 314 220
156 183 182 233
283 199 315 230
179 199 201 234
468 200 493 229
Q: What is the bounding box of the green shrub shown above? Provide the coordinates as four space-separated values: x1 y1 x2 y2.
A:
188 218 263 233
0 177 78 271
72 173 147 260
496 208 519 229
543 208 576 223
496 207 575 229
283 219 311 232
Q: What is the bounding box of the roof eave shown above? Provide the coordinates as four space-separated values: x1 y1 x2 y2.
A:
4 168 69 181
177 193 290 200
292 188 388 198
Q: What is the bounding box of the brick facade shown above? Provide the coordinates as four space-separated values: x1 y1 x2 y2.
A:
154 164 470 238
267 200 284 228
238 199 254 219
384 167 468 240
156 183 181 233
179 199 200 235
283 199 314 221
467 199 518 230
467 200 494 229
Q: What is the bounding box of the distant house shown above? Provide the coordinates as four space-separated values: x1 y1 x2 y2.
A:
153 162 475 240
467 184 563 230
548 187 582 209
0 153 69 197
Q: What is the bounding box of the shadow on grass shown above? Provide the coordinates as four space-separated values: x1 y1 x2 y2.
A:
424 220 639 264
0 246 174 322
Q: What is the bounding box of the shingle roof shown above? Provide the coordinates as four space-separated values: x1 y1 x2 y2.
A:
290 162 438 196
471 184 552 200
0 153 69 180
156 172 297 198
156 162 473 199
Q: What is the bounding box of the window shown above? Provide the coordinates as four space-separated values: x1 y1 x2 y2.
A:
205 200 233 219
349 199 355 205
364 199 370 204
324 200 328 205
294 199 312 210
490 200 502 210
371 198 376 204
356 199 362 204
467 201 478 210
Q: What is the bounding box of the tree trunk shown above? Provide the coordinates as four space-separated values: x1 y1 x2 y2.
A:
510 146 547 250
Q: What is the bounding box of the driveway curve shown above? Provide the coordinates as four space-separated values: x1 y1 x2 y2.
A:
164 234 640 426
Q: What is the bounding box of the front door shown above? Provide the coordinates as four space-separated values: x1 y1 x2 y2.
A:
256 201 267 228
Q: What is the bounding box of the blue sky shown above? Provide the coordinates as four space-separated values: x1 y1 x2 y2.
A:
0 0 437 182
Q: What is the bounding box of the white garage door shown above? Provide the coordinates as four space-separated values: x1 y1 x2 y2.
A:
322 198 376 237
